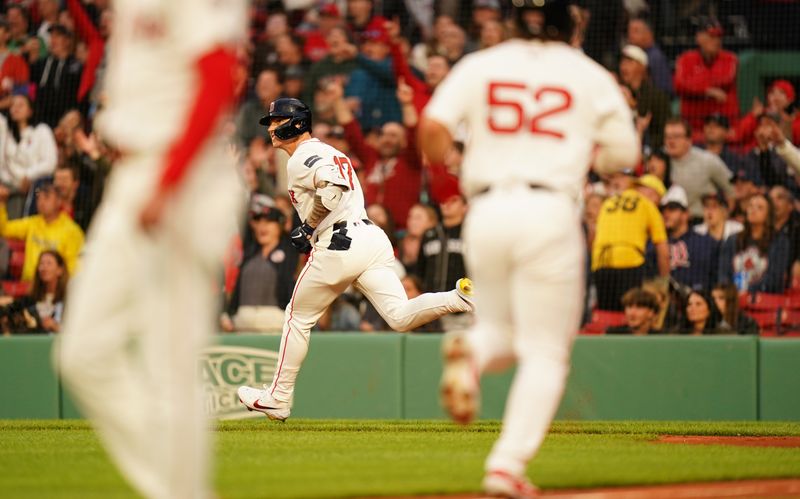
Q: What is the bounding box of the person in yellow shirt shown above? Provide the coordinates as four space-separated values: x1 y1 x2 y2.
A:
592 171 670 310
0 181 84 281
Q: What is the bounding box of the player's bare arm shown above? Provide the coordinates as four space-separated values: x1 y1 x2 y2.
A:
418 118 453 165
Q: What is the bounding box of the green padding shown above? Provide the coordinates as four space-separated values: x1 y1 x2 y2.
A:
404 335 758 421
759 339 800 421
0 336 59 418
737 51 800 113
558 336 758 420
220 333 404 419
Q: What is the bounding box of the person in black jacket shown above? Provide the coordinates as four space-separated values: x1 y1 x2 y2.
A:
222 201 298 332
30 25 82 127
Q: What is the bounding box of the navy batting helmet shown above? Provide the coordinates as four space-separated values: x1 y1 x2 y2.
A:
259 98 312 140
511 0 574 43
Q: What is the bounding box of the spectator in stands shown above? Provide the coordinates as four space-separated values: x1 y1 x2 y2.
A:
734 80 800 150
333 79 421 229
316 295 362 332
660 188 719 291
398 203 437 274
0 20 30 111
618 44 670 151
664 118 733 223
283 65 304 100
478 18 507 49
626 18 673 97
712 283 759 335
744 113 800 197
729 163 764 225
302 3 343 63
31 24 82 128
592 171 670 311
416 192 468 331
0 181 83 282
763 114 800 175
387 19 451 114
679 290 722 335
644 149 672 189
719 193 790 293
605 287 661 335
0 94 58 219
635 174 666 206
694 192 743 242
346 0 388 45
7 6 38 56
221 202 297 332
236 67 284 148
366 202 398 247
438 22 468 65
345 22 401 130
674 21 739 137
701 114 747 175
36 0 61 49
53 163 93 232
302 26 359 112
65 0 108 111
1 249 68 334
273 33 307 77
409 14 455 73
769 185 800 269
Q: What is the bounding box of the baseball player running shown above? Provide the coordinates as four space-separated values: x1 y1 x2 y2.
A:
57 1 246 498
419 1 639 497
237 98 474 421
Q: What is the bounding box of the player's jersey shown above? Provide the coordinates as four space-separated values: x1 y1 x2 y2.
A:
424 39 635 200
287 138 368 236
97 0 247 152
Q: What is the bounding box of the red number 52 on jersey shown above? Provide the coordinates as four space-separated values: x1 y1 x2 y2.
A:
487 82 573 139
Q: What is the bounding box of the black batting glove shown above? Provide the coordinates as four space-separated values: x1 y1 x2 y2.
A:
290 223 315 254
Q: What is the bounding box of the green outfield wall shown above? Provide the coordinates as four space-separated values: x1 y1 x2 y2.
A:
2 334 798 421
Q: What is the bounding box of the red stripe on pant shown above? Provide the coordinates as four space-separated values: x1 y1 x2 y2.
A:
271 250 315 395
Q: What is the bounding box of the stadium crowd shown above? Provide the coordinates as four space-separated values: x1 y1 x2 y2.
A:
0 0 798 336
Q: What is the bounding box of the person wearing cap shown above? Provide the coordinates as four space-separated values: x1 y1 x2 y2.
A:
470 0 502 41
660 187 719 292
302 26 359 109
742 112 800 198
0 180 84 282
694 192 743 242
701 113 747 175
633 173 666 206
618 44 670 151
718 192 791 293
302 2 343 63
674 20 739 136
222 201 298 332
626 18 673 97
728 163 765 224
664 117 734 222
346 0 388 47
592 171 670 311
30 23 82 128
733 79 800 149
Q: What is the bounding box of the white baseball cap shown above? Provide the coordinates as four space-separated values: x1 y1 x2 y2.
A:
660 186 689 210
622 45 649 67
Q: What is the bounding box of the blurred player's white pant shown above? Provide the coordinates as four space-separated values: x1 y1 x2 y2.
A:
463 185 584 477
269 221 469 404
56 141 243 499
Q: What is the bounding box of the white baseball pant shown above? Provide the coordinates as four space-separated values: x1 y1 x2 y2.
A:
56 142 243 499
268 221 471 404
462 185 584 477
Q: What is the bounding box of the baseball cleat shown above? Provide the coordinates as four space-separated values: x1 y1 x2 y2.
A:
440 331 479 425
455 277 475 312
237 386 291 422
483 470 540 498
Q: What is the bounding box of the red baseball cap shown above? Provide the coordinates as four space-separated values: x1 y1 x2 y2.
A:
319 3 340 18
770 79 796 103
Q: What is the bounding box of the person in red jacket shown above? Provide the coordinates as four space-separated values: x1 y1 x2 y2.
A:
674 21 739 139
386 19 451 114
330 77 421 229
733 80 800 150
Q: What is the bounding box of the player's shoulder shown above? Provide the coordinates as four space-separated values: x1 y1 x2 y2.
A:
290 138 338 166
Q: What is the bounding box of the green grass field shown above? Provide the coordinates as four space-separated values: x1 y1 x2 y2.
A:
1 420 800 498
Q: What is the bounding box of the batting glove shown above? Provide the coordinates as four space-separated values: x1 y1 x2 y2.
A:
290 223 315 254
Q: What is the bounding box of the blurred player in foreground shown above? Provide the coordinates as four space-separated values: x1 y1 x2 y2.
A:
56 1 246 497
237 98 474 421
419 0 639 497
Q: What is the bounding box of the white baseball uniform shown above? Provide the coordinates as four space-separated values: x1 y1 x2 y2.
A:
56 1 246 498
424 39 638 477
267 137 471 405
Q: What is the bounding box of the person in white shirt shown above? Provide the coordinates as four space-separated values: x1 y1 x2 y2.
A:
694 192 743 242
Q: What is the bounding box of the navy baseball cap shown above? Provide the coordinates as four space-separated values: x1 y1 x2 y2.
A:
704 113 730 129
732 164 764 186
